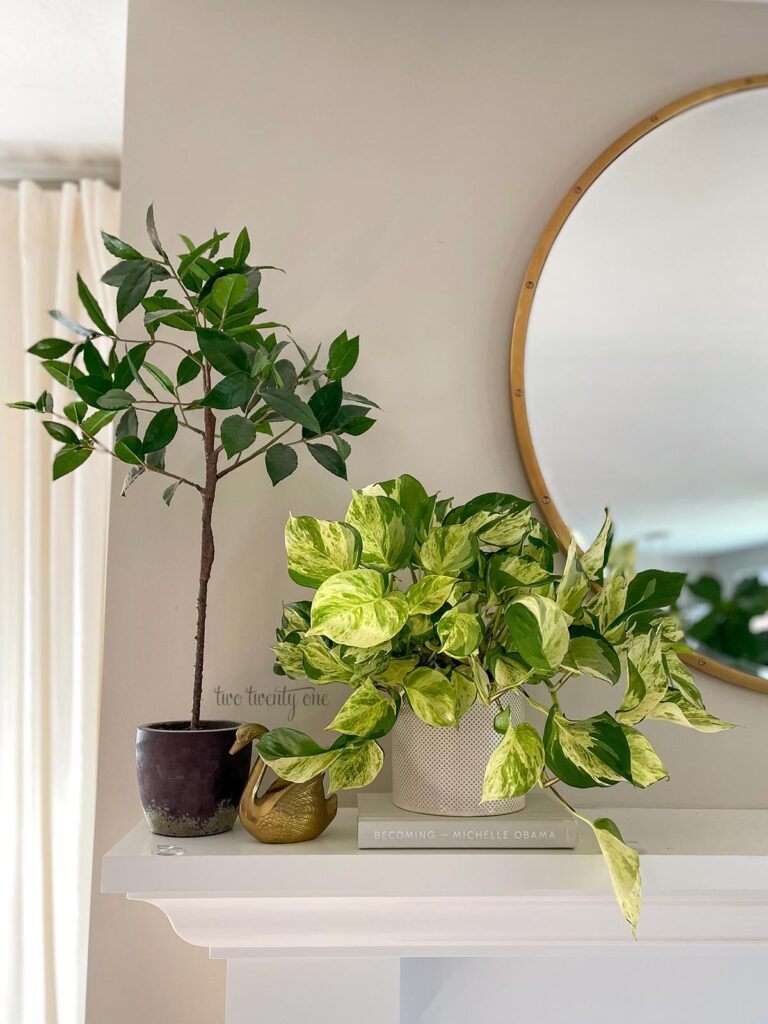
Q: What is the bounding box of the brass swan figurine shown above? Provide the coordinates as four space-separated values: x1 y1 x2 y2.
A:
230 724 338 844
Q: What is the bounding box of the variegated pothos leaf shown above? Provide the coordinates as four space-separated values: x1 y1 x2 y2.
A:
308 569 408 648
345 490 415 572
482 722 544 801
285 514 361 588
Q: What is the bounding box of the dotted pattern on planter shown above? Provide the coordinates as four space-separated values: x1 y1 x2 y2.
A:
392 693 526 817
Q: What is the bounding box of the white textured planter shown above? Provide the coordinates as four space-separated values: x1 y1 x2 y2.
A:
392 692 526 816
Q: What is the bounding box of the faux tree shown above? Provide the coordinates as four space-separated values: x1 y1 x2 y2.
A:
262 475 733 932
685 574 768 666
9 208 377 728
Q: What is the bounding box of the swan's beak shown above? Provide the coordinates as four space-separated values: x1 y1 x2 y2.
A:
229 723 268 754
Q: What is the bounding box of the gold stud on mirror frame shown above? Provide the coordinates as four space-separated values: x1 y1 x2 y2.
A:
509 72 768 696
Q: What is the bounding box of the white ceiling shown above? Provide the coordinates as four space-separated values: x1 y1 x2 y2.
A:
0 0 127 180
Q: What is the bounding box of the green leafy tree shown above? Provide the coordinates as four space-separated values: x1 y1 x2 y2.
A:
9 207 377 728
264 475 733 934
685 575 768 666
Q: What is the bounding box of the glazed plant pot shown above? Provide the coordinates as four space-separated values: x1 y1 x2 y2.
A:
136 720 252 837
391 692 527 817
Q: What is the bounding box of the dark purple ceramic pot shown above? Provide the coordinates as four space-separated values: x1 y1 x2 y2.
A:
136 720 251 837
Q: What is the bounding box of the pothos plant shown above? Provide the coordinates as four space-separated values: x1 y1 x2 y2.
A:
261 474 733 933
8 208 377 728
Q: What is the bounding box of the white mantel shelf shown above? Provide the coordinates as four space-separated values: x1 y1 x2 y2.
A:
103 808 768 1023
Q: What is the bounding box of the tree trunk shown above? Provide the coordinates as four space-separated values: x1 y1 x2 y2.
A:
191 401 218 729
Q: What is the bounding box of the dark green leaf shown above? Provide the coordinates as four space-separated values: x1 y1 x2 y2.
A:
116 262 153 321
81 409 116 435
199 372 255 409
261 388 321 434
48 309 97 338
621 570 686 620
332 434 352 461
146 204 167 259
197 327 249 375
7 401 36 410
687 575 721 606
220 414 257 458
225 315 260 337
307 442 347 479
102 260 169 287
144 362 176 394
143 408 178 452
326 331 359 380
74 375 111 406
142 295 196 332
63 401 87 423
342 391 380 409
82 341 110 378
97 389 135 410
52 446 92 480
177 353 203 386
28 337 73 359
115 408 138 440
177 231 229 276
114 343 150 389
43 360 83 389
233 227 251 265
265 443 298 485
338 414 375 436
162 480 181 506
211 273 248 315
306 379 343 433
77 273 114 336
35 390 54 413
212 228 227 258
43 421 79 444
144 447 165 470
121 465 145 496
101 231 143 261
113 435 144 465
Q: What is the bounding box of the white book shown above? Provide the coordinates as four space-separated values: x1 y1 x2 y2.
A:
357 790 577 849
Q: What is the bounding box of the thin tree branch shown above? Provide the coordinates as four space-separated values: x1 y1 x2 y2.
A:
142 463 204 493
132 405 205 436
117 335 193 358
47 410 204 492
216 423 297 480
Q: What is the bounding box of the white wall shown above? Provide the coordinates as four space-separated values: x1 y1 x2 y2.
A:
87 1 768 1021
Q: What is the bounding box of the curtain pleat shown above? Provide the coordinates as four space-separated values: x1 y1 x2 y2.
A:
0 180 120 1024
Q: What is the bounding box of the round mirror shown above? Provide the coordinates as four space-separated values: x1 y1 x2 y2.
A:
511 76 768 694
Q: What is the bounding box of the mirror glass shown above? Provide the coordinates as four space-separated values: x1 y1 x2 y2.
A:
525 86 768 681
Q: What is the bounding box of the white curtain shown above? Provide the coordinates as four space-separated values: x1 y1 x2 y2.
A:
0 180 120 1024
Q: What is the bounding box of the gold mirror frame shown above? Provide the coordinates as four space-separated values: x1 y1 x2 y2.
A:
510 74 768 696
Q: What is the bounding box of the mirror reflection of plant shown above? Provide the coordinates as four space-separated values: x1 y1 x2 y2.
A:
264 475 733 934
686 575 768 666
8 208 378 729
